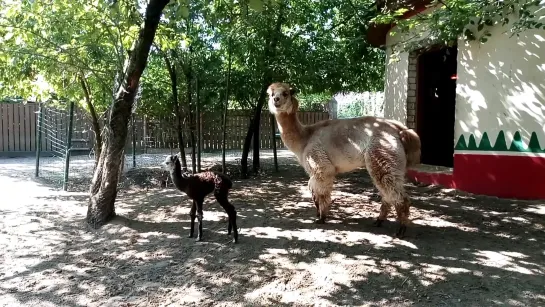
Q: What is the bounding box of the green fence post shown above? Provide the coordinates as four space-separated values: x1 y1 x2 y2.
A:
270 114 278 172
63 101 75 191
132 113 136 168
35 103 44 178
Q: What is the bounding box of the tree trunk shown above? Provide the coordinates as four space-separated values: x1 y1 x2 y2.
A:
86 0 170 229
186 60 196 173
79 75 102 167
240 117 254 178
196 76 202 172
252 89 267 173
163 52 188 170
240 5 285 177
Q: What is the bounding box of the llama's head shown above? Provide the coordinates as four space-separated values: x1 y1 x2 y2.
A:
267 82 299 114
162 155 180 172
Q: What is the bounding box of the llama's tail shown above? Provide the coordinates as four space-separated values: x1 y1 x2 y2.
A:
386 119 421 168
399 128 421 168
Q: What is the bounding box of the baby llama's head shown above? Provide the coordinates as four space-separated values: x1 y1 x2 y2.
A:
162 155 179 172
267 82 299 114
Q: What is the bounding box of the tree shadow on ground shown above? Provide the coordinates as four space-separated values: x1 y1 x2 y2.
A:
2 167 545 306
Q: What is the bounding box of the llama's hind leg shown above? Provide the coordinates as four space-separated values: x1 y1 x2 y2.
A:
394 196 411 237
373 202 392 227
215 192 238 243
365 151 409 237
188 200 197 238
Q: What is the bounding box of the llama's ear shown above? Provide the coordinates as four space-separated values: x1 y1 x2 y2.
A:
289 87 298 96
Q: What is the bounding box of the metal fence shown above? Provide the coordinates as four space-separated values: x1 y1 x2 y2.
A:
0 101 329 191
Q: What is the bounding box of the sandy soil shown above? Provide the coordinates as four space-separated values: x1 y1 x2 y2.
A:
1 151 545 307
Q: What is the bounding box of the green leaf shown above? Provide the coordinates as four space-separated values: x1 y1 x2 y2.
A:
4 32 14 41
178 5 189 18
248 0 263 12
477 23 484 31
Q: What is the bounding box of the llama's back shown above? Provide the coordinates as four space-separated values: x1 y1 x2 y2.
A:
213 171 233 190
302 116 416 173
303 117 377 173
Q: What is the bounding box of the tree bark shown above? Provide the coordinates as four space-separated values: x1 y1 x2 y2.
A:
86 0 170 229
79 75 102 167
186 51 196 173
196 76 202 172
240 4 285 177
163 52 188 170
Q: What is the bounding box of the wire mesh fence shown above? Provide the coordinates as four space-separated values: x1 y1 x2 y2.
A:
35 104 68 186
2 101 329 191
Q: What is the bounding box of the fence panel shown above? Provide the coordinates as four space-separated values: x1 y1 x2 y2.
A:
0 103 330 155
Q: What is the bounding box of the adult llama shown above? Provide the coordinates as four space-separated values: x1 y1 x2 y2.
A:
267 82 421 237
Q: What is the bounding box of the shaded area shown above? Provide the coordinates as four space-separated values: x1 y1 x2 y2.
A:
1 157 545 306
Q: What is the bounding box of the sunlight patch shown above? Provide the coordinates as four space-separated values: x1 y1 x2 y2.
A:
524 205 545 215
474 250 536 275
412 217 479 232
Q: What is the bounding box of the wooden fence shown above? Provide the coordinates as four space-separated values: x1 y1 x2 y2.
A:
0 102 329 156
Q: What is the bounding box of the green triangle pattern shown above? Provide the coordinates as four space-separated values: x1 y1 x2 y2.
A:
509 131 525 152
455 130 545 153
455 135 467 150
528 132 542 153
478 132 493 151
492 131 508 151
467 134 478 150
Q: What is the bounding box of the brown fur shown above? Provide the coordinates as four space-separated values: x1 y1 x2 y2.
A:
163 155 238 243
267 82 422 237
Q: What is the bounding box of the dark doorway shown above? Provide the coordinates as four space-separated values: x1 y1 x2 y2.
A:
416 45 458 167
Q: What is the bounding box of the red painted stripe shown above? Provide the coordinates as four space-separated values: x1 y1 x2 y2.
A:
406 154 545 200
453 154 545 200
407 169 456 188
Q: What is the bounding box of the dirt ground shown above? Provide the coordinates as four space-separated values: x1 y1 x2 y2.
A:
1 151 545 307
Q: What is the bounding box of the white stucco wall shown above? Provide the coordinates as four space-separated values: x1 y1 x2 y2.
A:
455 11 545 149
382 7 436 122
382 5 545 150
383 48 408 122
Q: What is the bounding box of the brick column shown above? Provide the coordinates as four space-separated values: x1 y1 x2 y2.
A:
406 52 418 129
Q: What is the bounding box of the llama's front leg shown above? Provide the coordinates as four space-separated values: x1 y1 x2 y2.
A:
188 200 197 238
196 199 204 241
308 175 334 224
311 190 320 217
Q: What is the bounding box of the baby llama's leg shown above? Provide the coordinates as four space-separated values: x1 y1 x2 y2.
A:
365 149 410 237
188 200 197 238
214 190 238 243
195 198 205 241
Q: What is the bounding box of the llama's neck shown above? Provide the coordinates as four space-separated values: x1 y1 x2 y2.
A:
274 111 306 155
170 166 189 193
